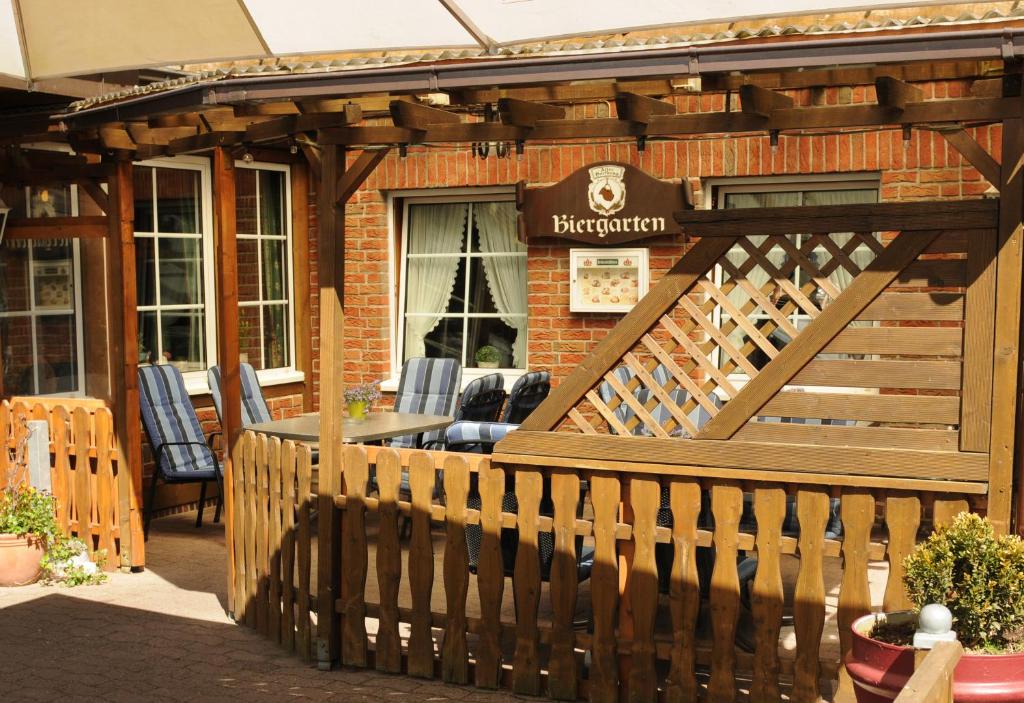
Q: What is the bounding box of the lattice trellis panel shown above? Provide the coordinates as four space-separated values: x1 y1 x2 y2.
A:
563 230 890 438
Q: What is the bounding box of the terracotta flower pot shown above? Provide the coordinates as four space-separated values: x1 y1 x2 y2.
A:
0 533 45 587
846 611 1024 702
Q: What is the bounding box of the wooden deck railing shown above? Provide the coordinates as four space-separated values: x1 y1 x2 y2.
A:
2 398 141 569
229 430 982 701
894 642 964 703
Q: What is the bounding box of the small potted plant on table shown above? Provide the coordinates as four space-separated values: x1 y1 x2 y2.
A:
344 381 381 421
475 345 501 369
846 512 1024 702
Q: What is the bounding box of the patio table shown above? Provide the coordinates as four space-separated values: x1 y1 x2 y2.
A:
244 411 453 445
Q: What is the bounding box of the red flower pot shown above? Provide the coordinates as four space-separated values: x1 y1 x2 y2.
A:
846 612 1024 702
0 533 45 586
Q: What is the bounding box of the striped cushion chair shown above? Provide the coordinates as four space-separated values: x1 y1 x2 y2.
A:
454 372 507 423
501 371 550 424
389 357 462 450
208 363 273 427
597 364 705 436
138 364 223 539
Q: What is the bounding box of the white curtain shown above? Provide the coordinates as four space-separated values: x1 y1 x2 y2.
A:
803 189 878 294
474 202 528 367
404 204 467 358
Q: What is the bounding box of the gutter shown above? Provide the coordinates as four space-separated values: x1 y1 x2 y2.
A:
62 26 1024 128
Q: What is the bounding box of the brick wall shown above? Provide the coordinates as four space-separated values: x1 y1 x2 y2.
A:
326 79 994 397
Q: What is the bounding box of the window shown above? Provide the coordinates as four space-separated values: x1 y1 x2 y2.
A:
134 159 214 376
398 197 527 371
711 176 879 377
0 185 84 396
235 164 293 371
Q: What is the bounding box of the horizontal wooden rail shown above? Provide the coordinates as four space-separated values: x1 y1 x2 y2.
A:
894 641 964 703
4 216 108 239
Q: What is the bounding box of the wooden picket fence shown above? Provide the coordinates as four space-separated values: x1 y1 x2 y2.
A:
2 398 140 570
229 431 316 659
230 433 980 701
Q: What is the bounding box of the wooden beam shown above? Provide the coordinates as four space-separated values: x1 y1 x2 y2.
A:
334 148 392 207
166 130 246 155
614 92 675 124
317 143 346 666
298 141 321 181
893 641 962 703
104 158 144 569
319 97 1018 146
389 100 460 133
76 179 109 214
98 126 136 151
519 236 738 432
990 107 1024 535
739 84 794 117
244 105 362 143
940 128 1002 187
498 98 565 127
212 146 241 613
874 76 923 111
4 216 108 239
674 200 998 238
0 162 109 184
697 229 942 440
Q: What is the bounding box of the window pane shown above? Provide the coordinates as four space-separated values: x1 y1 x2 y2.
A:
466 256 498 313
155 168 200 233
413 317 463 362
238 239 260 303
138 311 158 365
133 166 154 232
0 245 31 313
1 316 34 394
32 242 75 311
724 191 800 209
803 189 877 206
259 170 285 236
406 256 465 315
239 306 262 369
261 238 287 301
28 185 72 218
135 237 158 307
160 309 205 371
470 201 524 253
263 304 289 370
407 203 467 254
158 238 204 306
35 315 78 394
466 317 520 369
236 168 258 235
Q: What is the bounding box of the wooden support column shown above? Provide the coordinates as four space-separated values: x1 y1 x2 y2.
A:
213 146 241 613
291 161 314 412
104 158 144 569
317 143 346 668
991 101 1024 535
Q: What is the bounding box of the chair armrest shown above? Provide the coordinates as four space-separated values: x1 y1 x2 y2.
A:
206 431 222 450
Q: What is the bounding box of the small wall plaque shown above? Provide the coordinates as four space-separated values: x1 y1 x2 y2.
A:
570 248 649 313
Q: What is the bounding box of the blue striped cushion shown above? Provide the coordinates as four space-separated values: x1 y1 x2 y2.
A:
138 365 219 478
208 363 274 426
501 370 550 423
445 421 519 451
599 365 719 436
390 357 462 448
455 372 506 422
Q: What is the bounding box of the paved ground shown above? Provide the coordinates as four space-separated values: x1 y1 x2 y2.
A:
0 512 534 702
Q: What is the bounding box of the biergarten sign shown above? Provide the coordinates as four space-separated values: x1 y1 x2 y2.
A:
516 161 692 245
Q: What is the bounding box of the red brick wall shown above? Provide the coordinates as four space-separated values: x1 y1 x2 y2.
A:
323 79 994 396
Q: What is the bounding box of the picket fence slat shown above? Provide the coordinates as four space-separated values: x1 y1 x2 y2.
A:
375 448 403 673
513 467 543 696
341 444 369 668
708 483 742 703
750 485 785 703
407 452 436 678
442 455 470 685
475 459 505 690
549 469 580 701
793 488 829 703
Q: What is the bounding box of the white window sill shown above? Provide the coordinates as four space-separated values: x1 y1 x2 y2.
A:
183 368 305 396
380 368 526 394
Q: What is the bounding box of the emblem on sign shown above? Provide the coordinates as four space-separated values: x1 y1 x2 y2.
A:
587 165 626 217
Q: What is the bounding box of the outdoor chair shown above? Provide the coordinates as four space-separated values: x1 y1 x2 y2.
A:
445 421 594 582
138 364 223 539
208 363 273 427
501 371 550 424
389 357 462 450
454 372 506 423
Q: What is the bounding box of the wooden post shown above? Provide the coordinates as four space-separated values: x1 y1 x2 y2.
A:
104 158 144 569
213 147 241 613
291 162 314 412
989 91 1024 535
317 143 346 669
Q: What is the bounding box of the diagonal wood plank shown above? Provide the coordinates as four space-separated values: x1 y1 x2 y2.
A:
519 236 738 432
697 229 943 440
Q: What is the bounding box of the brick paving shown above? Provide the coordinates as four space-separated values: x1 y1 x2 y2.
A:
0 512 533 702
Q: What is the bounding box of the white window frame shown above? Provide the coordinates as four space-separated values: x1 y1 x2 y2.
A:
0 184 86 397
704 173 880 398
385 187 526 392
234 161 300 387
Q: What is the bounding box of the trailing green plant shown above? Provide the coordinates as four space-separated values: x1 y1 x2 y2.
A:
475 345 501 364
41 537 107 587
904 512 1024 651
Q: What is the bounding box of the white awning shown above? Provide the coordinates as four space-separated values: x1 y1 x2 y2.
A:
0 0 959 82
